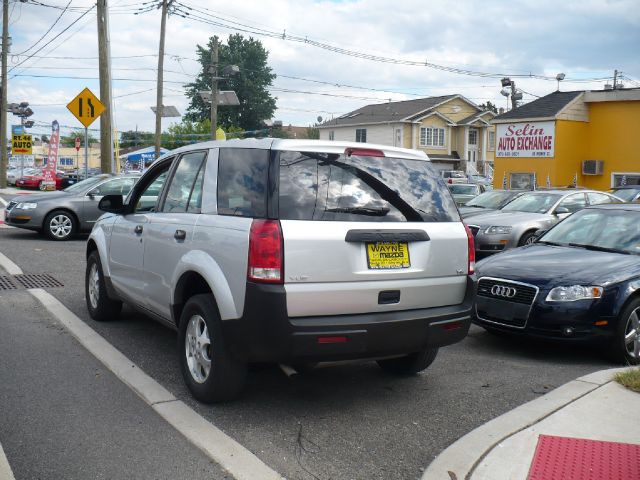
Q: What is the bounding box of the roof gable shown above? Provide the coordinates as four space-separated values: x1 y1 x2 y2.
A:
318 94 460 128
492 91 584 122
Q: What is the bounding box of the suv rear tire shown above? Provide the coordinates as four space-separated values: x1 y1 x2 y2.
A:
178 294 247 403
377 347 438 375
86 251 122 321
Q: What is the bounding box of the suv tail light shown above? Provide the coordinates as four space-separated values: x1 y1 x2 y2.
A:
448 178 453 184
345 147 385 157
248 219 283 283
465 224 476 275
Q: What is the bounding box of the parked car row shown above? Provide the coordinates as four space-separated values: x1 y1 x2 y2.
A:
4 140 638 404
4 174 140 240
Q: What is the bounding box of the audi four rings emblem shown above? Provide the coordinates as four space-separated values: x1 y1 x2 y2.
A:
491 285 517 298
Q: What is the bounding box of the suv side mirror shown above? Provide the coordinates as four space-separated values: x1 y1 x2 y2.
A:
98 194 125 214
554 206 570 215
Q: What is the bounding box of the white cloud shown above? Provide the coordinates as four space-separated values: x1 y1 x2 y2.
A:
6 0 639 140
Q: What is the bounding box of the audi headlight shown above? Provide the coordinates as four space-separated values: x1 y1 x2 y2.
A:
546 286 603 302
485 225 512 235
16 202 38 210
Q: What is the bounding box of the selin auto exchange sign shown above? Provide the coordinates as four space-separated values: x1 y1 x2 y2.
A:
495 121 555 158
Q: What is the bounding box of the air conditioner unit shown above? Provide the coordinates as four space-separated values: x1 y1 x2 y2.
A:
582 159 604 175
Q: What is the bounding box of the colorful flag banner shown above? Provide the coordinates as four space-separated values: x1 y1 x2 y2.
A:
532 172 537 190
546 173 551 188
502 172 508 189
572 173 578 188
42 121 60 190
621 175 627 186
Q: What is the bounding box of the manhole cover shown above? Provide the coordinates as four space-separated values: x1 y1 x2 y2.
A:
0 276 18 290
13 274 64 289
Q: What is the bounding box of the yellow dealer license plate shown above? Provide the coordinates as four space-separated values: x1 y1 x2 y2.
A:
366 242 410 269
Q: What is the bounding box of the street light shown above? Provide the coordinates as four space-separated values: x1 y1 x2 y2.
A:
556 73 565 91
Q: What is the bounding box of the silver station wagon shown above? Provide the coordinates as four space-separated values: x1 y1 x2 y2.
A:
86 139 476 402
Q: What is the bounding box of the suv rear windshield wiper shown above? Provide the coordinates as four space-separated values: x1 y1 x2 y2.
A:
325 206 390 216
568 243 630 255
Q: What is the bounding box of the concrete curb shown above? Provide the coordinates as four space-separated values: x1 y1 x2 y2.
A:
0 442 16 480
422 367 633 480
0 253 282 480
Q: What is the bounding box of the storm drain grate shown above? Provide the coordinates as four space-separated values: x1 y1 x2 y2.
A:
13 274 64 289
0 276 18 290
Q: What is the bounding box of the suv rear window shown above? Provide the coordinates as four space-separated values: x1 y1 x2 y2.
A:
277 151 458 222
217 148 269 217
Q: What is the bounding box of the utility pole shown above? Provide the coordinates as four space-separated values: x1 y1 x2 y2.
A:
154 0 172 159
613 69 619 90
0 0 8 188
97 0 113 173
210 36 219 140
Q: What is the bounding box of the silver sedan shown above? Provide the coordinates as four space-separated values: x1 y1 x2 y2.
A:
467 189 622 255
4 174 139 240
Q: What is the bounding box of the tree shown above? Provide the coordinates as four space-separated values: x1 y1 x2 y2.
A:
60 130 97 147
306 124 320 139
479 101 498 114
163 120 211 149
40 134 49 143
120 130 154 149
184 34 277 131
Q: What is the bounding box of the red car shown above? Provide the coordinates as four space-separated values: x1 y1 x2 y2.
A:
16 170 66 190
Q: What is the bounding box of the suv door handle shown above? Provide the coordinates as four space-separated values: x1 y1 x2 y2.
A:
134 225 143 235
174 229 186 241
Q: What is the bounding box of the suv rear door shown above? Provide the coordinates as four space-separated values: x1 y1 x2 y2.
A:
276 149 469 317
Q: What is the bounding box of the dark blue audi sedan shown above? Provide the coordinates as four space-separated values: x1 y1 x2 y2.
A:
473 204 640 364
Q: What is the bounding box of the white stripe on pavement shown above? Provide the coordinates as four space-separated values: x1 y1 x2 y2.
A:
0 442 16 480
0 197 7 206
0 253 282 480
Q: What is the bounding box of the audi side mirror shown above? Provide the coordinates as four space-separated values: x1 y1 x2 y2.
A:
98 194 125 214
554 207 570 215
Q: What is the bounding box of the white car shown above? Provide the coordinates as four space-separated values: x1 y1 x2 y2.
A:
86 139 476 402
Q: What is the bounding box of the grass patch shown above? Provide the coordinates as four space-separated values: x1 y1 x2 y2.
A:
615 368 640 393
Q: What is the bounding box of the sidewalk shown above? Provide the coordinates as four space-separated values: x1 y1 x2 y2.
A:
423 367 640 480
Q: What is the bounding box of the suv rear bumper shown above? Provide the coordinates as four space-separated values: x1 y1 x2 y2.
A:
222 277 475 363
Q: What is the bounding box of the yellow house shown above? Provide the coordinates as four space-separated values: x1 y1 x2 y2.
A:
318 94 496 175
491 89 640 190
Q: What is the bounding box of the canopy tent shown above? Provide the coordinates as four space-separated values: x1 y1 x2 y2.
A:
119 146 169 171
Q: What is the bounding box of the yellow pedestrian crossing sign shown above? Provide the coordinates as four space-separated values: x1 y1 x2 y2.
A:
67 87 105 128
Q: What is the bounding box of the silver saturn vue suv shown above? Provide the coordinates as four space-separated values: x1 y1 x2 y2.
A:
85 139 476 402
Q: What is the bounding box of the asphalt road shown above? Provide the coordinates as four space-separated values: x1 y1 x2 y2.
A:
0 220 614 480
0 267 228 480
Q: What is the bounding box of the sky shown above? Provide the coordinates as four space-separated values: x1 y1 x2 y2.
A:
5 0 640 141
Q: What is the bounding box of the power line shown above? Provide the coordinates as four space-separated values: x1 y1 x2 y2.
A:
173 1 557 81
8 4 96 74
13 0 73 56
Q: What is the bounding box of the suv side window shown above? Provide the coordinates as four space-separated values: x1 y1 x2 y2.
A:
129 159 174 213
217 148 269 217
557 193 587 213
162 151 207 213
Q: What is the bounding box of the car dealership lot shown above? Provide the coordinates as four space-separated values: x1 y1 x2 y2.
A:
0 223 613 480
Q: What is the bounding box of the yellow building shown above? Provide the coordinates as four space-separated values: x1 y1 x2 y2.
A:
318 94 496 175
491 89 640 190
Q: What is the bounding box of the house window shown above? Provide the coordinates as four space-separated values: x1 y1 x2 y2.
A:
355 128 367 143
419 127 445 147
488 131 495 151
468 129 478 145
329 131 335 141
